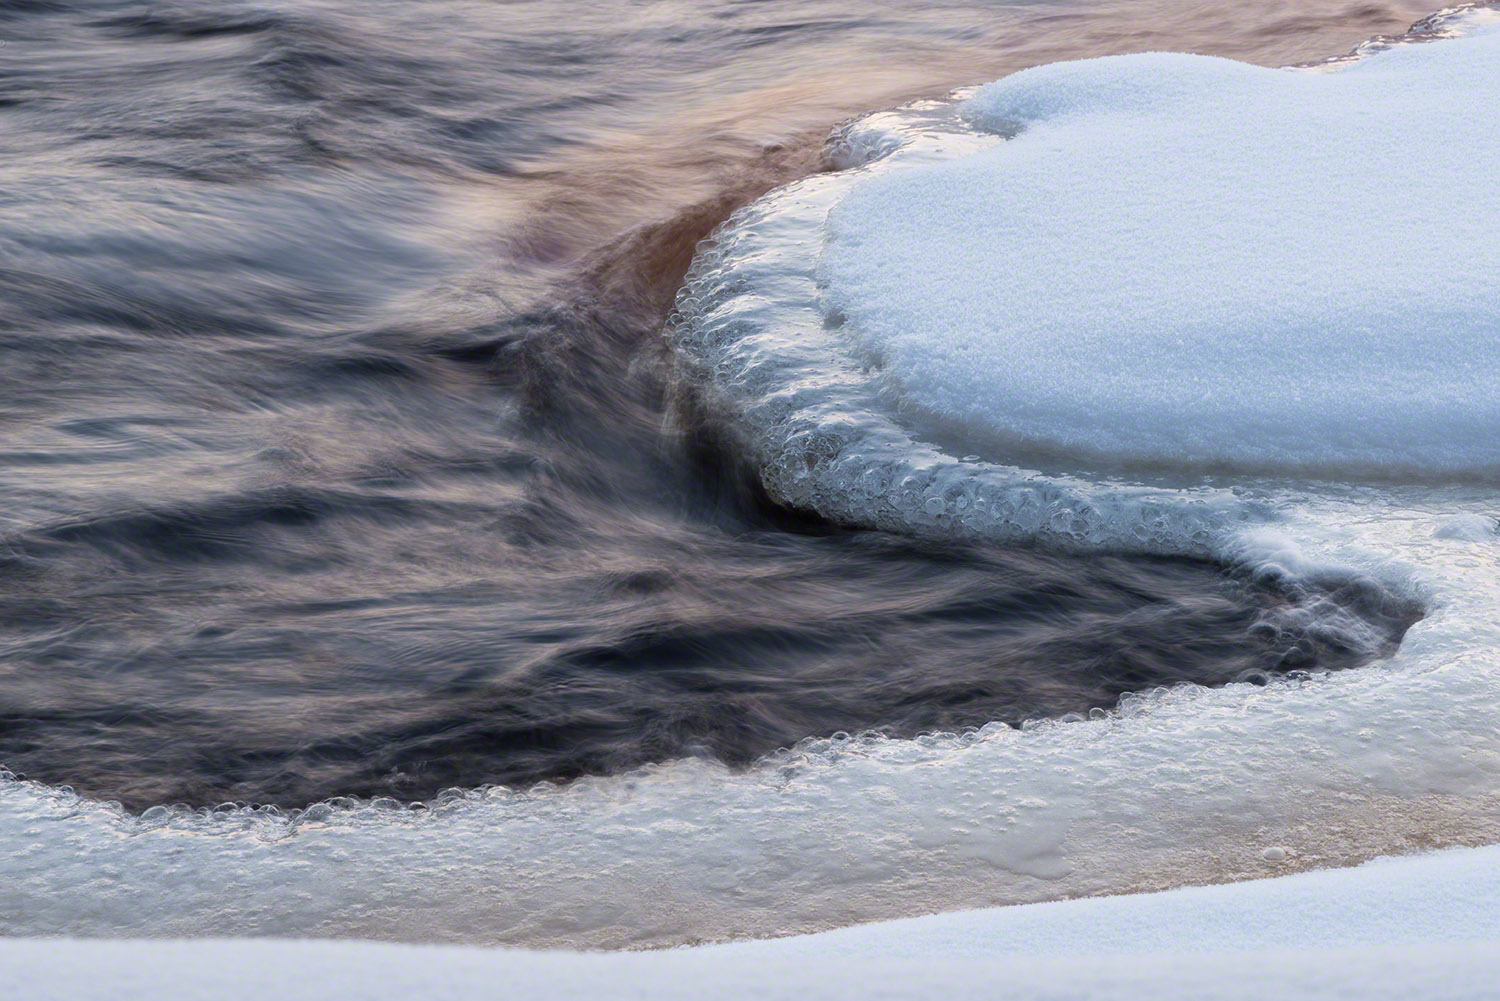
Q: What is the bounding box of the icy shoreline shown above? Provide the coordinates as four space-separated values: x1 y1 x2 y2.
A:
10 843 1500 1000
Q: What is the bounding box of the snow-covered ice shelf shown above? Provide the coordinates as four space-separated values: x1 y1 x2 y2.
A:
8 843 1500 1000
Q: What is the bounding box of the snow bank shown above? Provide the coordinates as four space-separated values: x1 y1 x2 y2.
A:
7 844 1500 1000
672 8 1500 551
825 34 1500 478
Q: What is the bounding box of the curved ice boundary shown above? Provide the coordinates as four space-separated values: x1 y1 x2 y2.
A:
672 5 1500 553
5 6 1500 951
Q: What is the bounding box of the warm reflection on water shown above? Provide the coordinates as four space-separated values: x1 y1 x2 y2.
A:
0 0 1436 809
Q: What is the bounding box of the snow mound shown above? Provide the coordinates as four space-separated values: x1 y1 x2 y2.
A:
671 13 1500 552
823 33 1500 479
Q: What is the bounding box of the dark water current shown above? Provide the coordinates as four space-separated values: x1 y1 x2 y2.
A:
0 0 1432 811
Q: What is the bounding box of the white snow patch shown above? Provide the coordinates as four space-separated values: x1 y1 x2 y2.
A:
672 14 1500 552
822 32 1500 478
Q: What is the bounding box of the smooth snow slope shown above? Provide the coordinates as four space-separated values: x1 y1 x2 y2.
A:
824 33 1500 478
8 844 1500 1001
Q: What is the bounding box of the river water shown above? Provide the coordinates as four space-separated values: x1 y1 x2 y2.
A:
0 0 1434 810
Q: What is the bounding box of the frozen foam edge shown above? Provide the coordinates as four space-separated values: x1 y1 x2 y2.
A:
671 145 1256 557
672 13 1500 555
5 481 1500 949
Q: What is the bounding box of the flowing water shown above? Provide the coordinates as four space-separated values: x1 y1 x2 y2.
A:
0 0 1436 811
0 0 1475 949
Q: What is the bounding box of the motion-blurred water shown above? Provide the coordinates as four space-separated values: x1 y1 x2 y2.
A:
0 0 1430 810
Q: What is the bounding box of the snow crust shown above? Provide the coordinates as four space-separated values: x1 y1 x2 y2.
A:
7 844 1500 1000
